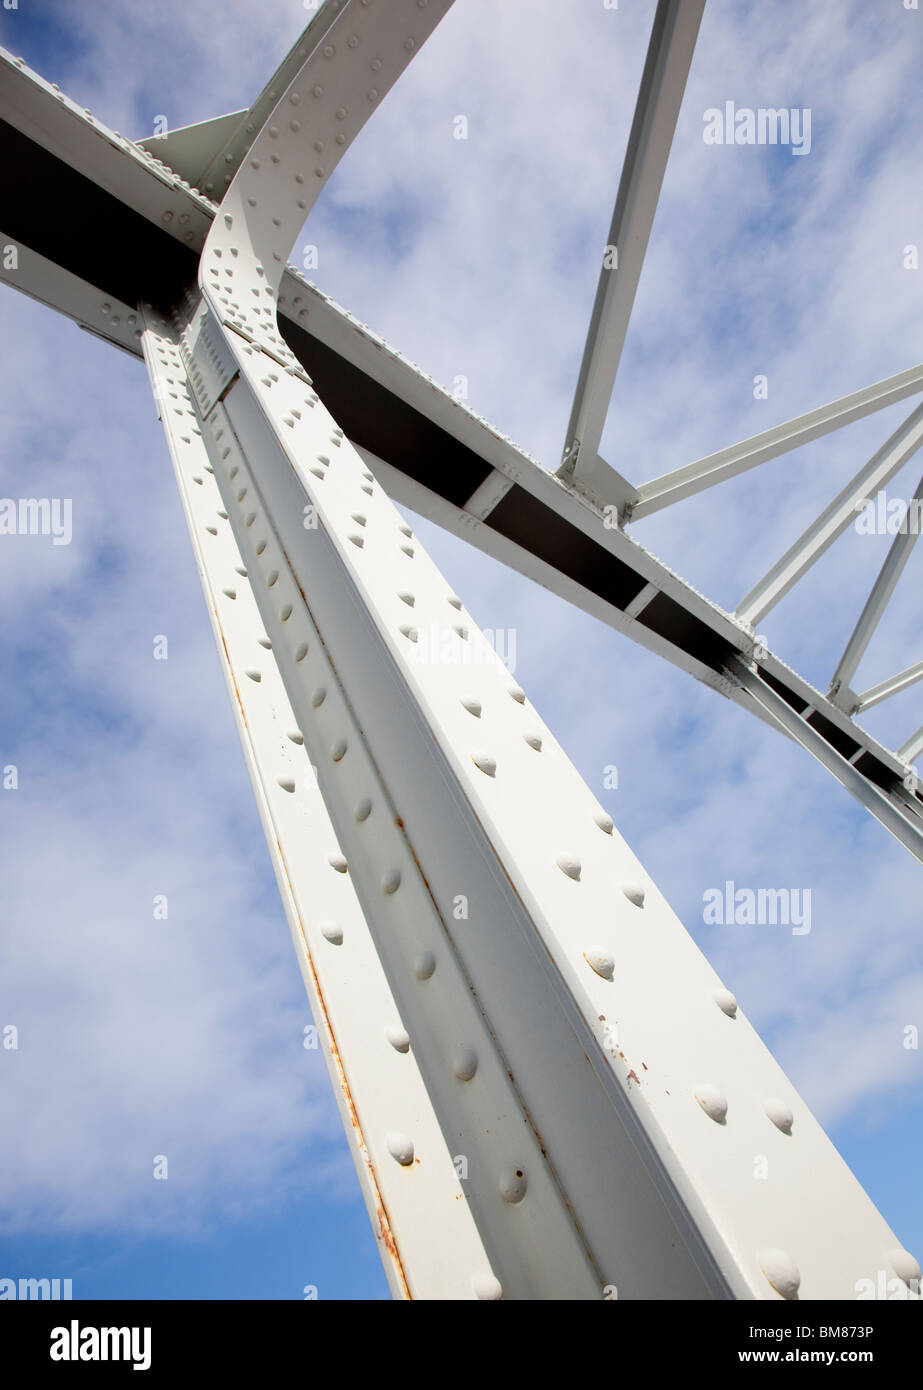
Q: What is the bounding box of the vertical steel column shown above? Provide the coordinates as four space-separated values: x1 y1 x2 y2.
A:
138 0 920 1300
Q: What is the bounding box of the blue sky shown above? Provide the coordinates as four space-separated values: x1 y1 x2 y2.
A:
1 0 921 1299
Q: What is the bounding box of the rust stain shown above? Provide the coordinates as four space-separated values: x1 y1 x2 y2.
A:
216 621 248 727
274 836 412 1299
626 1069 640 1088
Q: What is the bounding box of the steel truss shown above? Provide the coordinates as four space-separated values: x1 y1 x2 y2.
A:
1 0 921 1299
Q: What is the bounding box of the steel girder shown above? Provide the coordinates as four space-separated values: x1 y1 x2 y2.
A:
1 0 922 1299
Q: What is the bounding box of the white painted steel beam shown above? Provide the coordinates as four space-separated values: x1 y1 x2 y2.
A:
132 0 922 1300
3 40 921 869
733 660 923 864
899 724 923 764
630 364 923 521
856 661 923 713
737 401 923 627
557 0 705 511
830 475 923 702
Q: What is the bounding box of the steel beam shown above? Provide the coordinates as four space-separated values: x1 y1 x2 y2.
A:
856 661 923 713
829 476 923 702
630 364 923 521
557 0 705 511
733 659 923 864
899 724 923 764
0 44 914 820
134 0 922 1300
737 402 923 627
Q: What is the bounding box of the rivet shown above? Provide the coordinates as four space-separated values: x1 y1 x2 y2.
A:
370 58 382 71
267 571 279 586
509 686 526 704
453 1046 478 1081
453 625 468 640
323 44 335 58
277 777 296 793
694 1085 728 1123
398 592 415 607
321 921 343 945
295 644 308 662
206 526 218 535
349 534 364 548
244 669 262 682
763 1098 794 1134
222 588 237 600
523 733 542 750
386 1132 414 1166
258 638 272 650
594 811 614 834
347 34 359 48
355 798 372 822
460 697 481 717
330 739 347 762
471 1274 502 1301
382 869 401 895
586 950 614 980
290 91 302 105
335 106 348 119
399 525 412 538
713 988 738 1018
621 881 645 907
367 88 379 102
399 625 418 642
245 512 256 527
889 1248 922 1287
386 1025 410 1053
414 950 436 979
447 595 462 610
311 687 326 707
472 753 496 777
361 482 373 494
351 513 367 526
499 1167 527 1204
556 854 581 880
286 730 304 745
328 855 348 874
758 1249 801 1300
280 604 293 621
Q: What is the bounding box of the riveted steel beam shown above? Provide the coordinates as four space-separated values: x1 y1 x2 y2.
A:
132 0 922 1300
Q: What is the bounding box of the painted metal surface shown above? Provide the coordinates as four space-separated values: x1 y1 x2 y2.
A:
151 0 918 1298
2 37 922 857
1 0 922 1300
